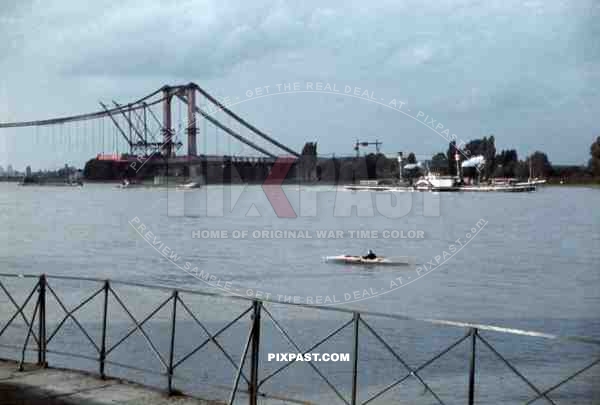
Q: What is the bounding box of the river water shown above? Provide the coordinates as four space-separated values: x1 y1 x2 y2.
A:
0 183 598 404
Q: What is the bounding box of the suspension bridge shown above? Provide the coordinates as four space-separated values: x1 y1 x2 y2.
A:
0 83 311 183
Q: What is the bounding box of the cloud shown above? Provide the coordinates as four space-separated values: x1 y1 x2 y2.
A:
0 0 599 168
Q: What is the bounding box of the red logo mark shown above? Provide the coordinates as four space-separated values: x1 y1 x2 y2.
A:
262 156 297 218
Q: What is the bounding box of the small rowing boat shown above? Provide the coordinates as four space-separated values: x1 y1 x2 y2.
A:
325 255 408 266
176 182 201 190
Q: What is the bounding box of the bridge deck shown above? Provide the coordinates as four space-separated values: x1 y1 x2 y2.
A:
0 360 219 405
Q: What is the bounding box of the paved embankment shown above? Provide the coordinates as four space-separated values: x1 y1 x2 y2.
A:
0 360 221 405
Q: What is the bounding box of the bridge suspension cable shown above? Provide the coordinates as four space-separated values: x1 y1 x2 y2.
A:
192 83 300 157
0 94 168 129
175 93 277 159
0 83 299 160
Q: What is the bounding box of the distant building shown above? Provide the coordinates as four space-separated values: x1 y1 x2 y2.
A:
59 164 76 178
26 166 32 177
0 166 4 176
6 165 14 176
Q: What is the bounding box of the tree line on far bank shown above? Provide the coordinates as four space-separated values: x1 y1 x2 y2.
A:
301 136 600 184
442 135 600 182
80 136 600 184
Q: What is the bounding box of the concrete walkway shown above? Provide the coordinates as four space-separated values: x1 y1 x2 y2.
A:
0 360 222 405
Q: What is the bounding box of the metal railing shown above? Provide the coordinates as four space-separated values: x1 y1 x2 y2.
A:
0 273 599 404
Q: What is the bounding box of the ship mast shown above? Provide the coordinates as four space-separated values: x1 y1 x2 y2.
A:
529 157 533 181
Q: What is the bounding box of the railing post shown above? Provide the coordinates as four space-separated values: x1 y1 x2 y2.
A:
168 290 178 395
249 300 261 405
468 328 477 405
37 274 46 367
351 312 360 405
99 280 109 379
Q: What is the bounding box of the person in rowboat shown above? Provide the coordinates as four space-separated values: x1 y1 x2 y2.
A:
363 249 377 260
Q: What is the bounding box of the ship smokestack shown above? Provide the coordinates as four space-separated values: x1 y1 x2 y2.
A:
455 151 461 179
397 152 403 179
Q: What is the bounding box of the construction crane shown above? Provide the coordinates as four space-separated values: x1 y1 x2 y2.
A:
354 139 382 157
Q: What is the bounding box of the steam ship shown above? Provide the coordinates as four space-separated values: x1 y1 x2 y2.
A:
343 152 544 193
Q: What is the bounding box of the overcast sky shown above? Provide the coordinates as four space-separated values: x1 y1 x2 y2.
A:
0 0 598 170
